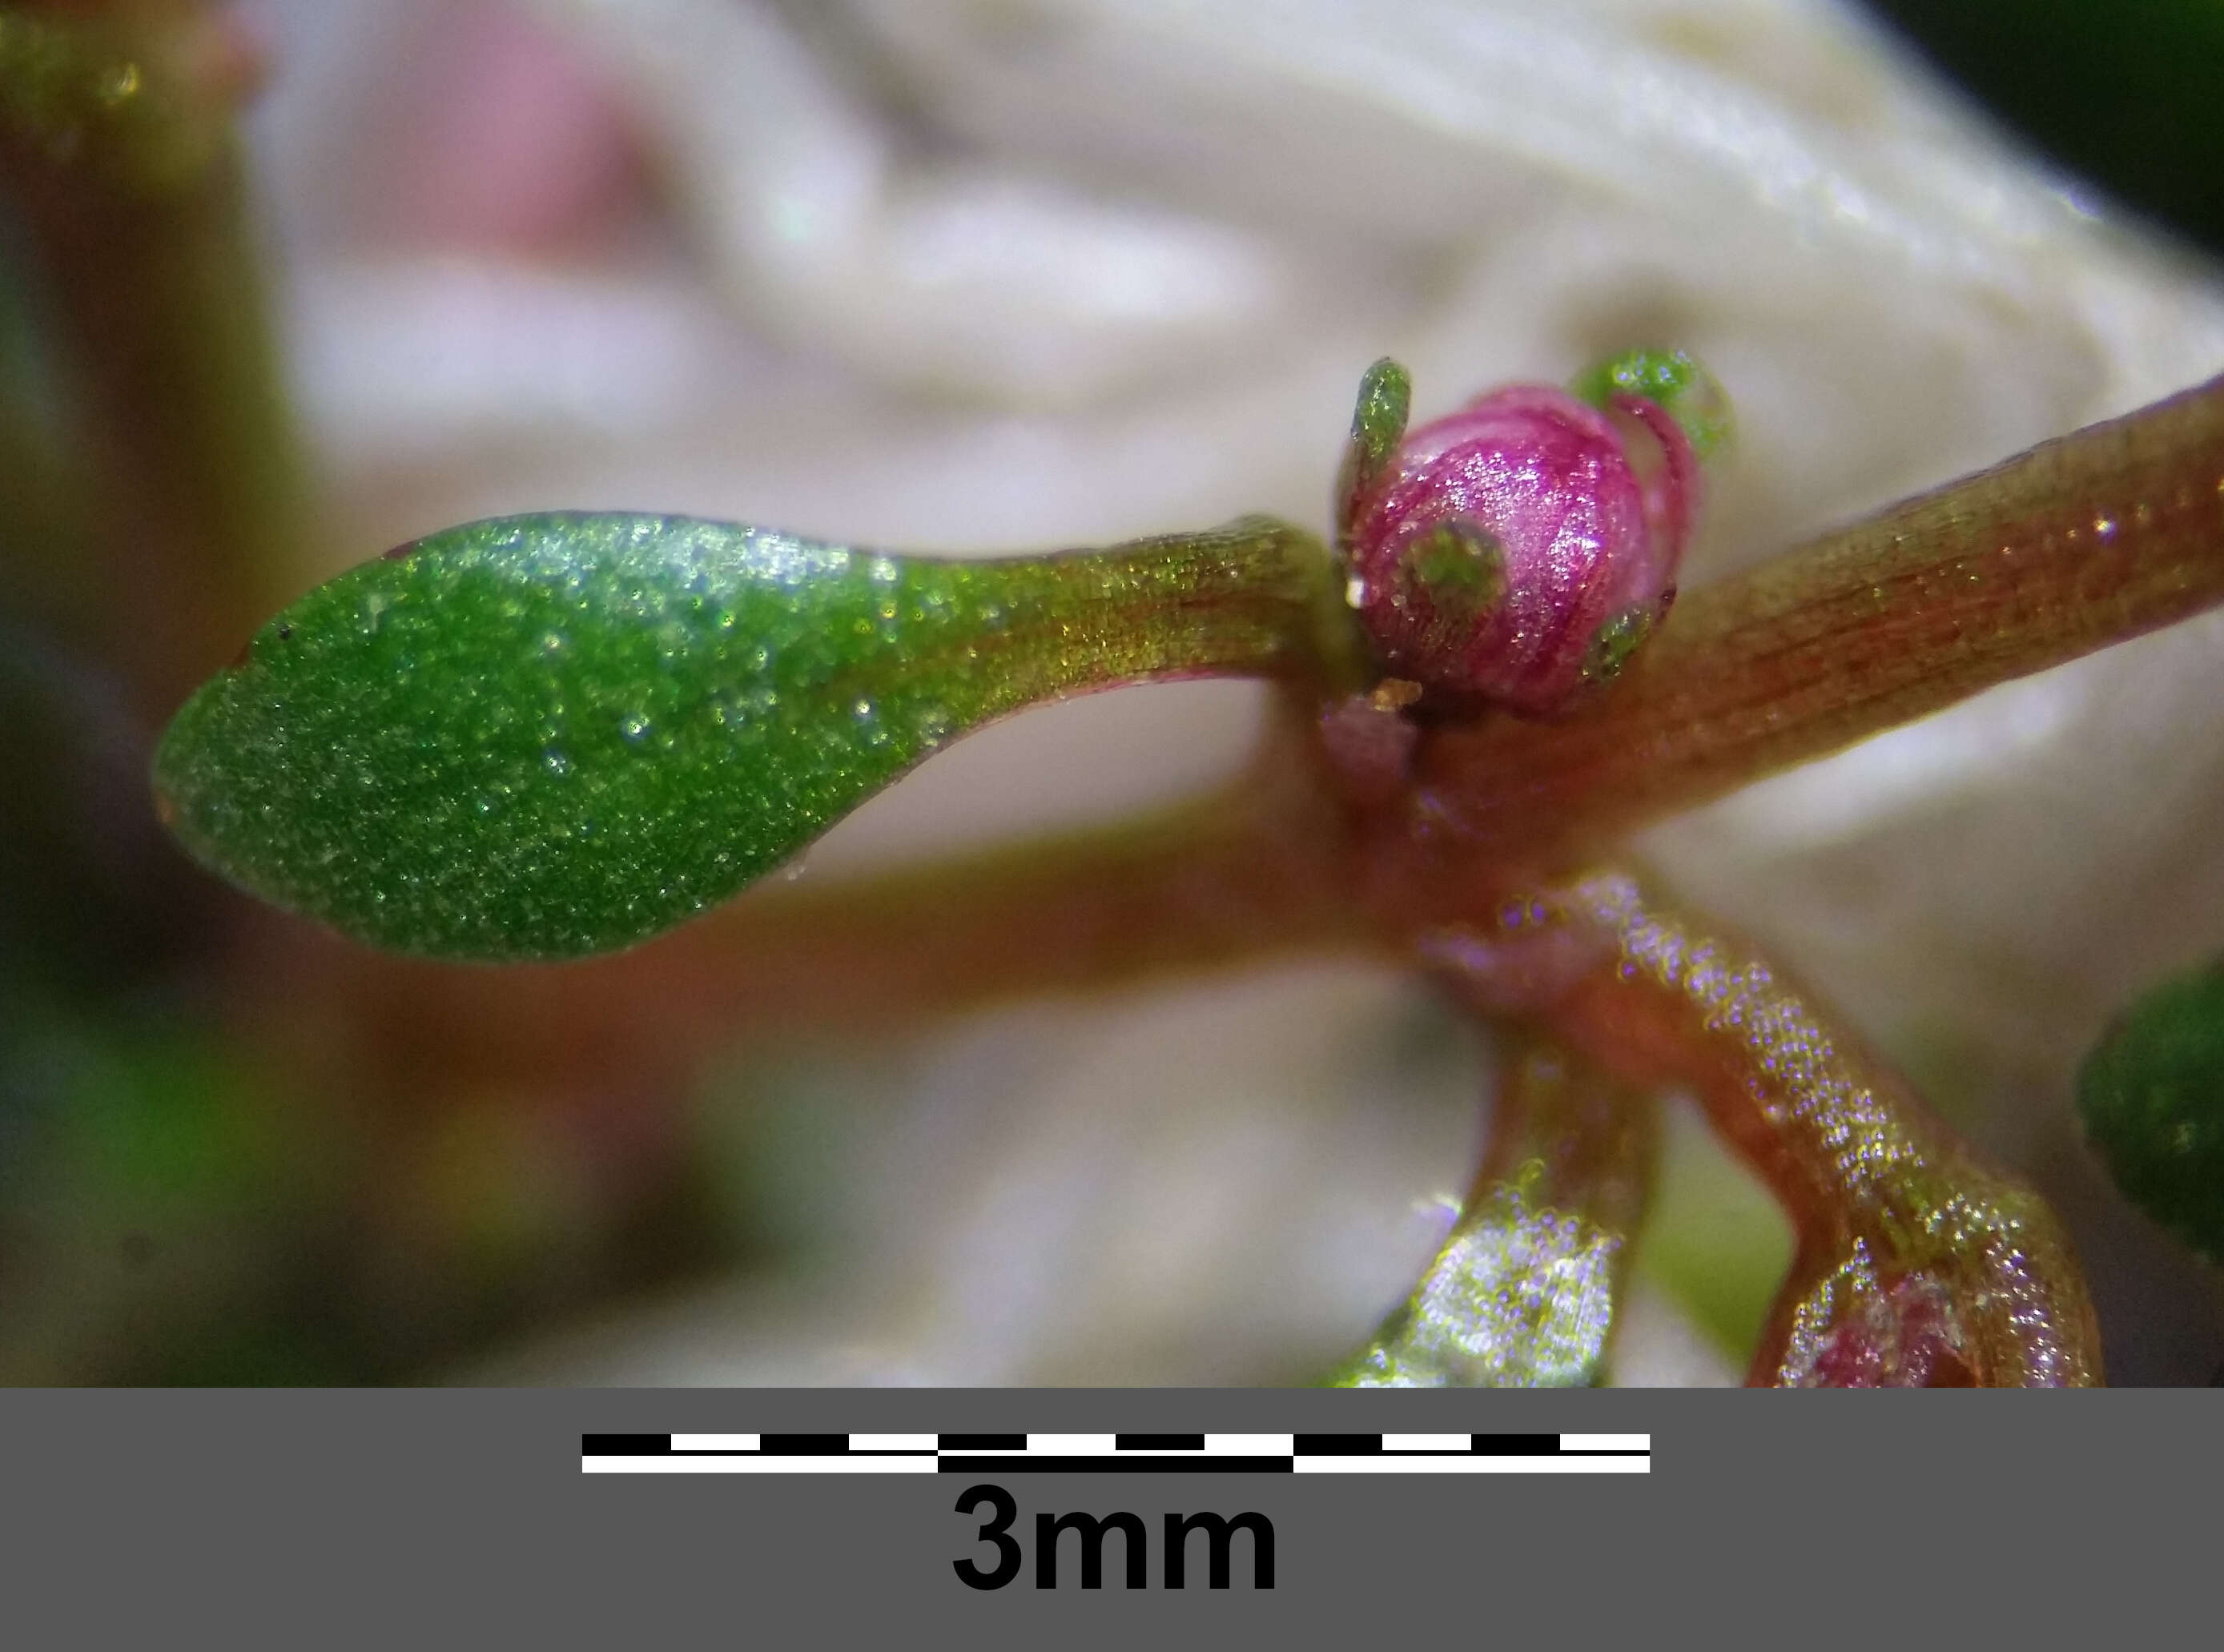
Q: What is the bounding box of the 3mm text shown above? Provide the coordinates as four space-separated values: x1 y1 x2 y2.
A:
951 1483 1274 1590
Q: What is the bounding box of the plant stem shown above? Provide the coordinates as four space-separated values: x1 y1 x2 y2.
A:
1408 372 2224 862
604 748 1369 1034
1502 869 2101 1385
0 1 303 720
249 730 1375 1095
955 515 1370 704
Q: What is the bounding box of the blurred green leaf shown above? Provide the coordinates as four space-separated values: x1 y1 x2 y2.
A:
154 511 1350 960
2078 959 2224 1263
1634 1096 1792 1361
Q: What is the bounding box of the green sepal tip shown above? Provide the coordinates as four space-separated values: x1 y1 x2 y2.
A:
1570 346 1732 459
1335 356 1413 542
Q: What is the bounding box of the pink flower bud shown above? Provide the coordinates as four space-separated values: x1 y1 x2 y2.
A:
1344 379 1701 716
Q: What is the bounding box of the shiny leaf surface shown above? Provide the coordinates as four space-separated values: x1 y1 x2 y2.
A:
154 511 1350 960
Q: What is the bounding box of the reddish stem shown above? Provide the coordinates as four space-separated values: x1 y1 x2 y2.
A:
1407 372 2224 864
1 1 302 721
239 733 1376 1099
1417 868 2101 1386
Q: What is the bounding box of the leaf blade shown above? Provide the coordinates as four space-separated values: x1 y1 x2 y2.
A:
154 511 1347 960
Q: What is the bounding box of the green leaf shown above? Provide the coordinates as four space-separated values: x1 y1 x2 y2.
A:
1332 1039 1655 1388
2078 958 2224 1263
153 512 1353 961
1329 1179 1627 1388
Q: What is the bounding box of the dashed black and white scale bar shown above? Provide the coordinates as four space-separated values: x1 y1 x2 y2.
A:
581 1433 1649 1475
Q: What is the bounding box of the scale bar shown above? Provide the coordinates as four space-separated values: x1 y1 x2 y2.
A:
583 1433 1649 1475
939 1454 1297 1476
